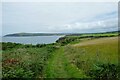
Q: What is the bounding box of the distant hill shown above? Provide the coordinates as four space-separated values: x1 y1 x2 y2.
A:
4 31 119 37
4 33 67 37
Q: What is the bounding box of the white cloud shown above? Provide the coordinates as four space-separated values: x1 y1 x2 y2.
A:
51 18 118 33
2 2 118 35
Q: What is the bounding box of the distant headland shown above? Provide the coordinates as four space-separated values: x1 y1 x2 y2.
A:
4 31 119 37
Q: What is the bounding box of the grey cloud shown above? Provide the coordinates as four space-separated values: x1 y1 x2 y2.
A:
50 18 118 33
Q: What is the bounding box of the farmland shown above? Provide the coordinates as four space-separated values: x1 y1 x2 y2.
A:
1 32 119 79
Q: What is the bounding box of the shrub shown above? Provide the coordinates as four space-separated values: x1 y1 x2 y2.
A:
36 44 46 48
87 63 119 80
2 67 34 78
2 42 23 50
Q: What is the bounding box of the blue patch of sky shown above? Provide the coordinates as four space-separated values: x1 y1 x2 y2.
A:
70 11 117 23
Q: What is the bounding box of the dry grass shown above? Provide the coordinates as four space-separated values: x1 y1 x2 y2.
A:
74 37 118 47
64 37 118 72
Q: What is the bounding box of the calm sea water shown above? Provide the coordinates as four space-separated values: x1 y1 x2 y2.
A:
1 36 64 45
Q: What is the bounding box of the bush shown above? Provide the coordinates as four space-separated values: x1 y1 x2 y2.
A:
2 67 34 78
36 44 46 48
87 63 119 80
2 42 23 50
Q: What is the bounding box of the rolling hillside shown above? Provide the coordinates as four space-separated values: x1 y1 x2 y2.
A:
2 35 119 79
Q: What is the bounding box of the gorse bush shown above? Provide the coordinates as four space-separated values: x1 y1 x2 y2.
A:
56 37 76 45
2 42 58 78
2 42 48 50
3 67 34 78
36 44 46 48
2 58 34 78
2 42 23 50
87 63 119 80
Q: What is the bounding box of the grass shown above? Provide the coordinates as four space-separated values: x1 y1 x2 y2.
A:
44 47 87 78
44 37 118 78
2 46 57 78
73 37 118 64
64 37 118 76
56 32 118 46
2 32 119 79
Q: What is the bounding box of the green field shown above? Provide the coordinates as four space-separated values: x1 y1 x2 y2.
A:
1 32 119 79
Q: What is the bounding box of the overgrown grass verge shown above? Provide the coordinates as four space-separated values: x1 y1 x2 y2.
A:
2 43 58 78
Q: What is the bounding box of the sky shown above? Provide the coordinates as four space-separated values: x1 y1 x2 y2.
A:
1 2 118 36
1 0 119 2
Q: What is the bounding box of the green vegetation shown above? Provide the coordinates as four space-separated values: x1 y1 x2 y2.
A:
44 47 87 78
4 31 119 37
2 43 58 78
64 37 119 79
87 63 119 80
56 31 118 45
2 31 119 79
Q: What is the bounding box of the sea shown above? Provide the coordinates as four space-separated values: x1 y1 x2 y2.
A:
1 36 64 45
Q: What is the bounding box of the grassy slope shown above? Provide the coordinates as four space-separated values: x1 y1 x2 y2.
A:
44 37 118 78
2 36 118 78
73 37 118 64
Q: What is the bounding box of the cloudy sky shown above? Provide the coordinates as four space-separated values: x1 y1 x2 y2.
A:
2 2 118 35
